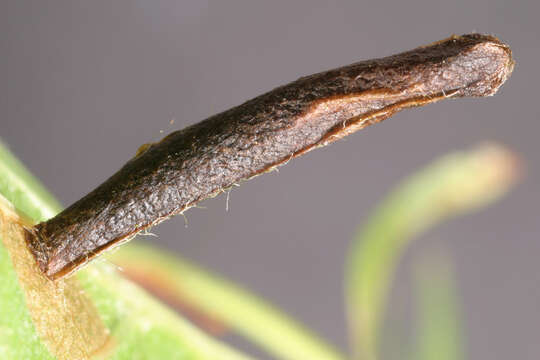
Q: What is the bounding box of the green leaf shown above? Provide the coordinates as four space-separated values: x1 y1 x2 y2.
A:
345 144 519 360
0 140 343 360
108 242 345 360
78 262 256 360
0 141 61 221
0 141 254 360
0 220 55 360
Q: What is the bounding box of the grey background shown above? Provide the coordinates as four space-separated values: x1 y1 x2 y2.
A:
1 1 538 359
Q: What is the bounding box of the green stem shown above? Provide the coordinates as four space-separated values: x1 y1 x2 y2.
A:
413 251 464 360
345 144 518 360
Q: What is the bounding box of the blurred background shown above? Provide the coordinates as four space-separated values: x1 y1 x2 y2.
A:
1 1 538 359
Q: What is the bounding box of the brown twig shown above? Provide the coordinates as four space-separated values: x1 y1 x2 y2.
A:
25 34 514 280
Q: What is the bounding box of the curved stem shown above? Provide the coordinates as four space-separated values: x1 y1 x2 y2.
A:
345 144 519 360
